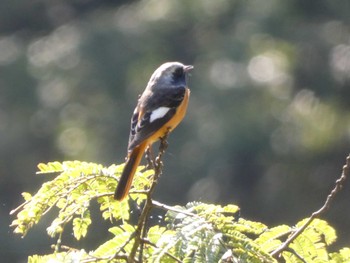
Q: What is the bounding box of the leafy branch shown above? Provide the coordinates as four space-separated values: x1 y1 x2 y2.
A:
9 152 350 262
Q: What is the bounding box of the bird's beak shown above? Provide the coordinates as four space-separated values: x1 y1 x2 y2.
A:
184 65 194 72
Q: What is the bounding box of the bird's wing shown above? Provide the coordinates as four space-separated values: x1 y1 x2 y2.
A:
127 86 186 152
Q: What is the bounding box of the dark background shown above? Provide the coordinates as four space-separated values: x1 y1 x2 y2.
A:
1 0 350 262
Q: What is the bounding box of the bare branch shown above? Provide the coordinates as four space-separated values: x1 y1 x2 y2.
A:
271 154 350 258
127 131 170 262
141 238 183 263
152 200 199 218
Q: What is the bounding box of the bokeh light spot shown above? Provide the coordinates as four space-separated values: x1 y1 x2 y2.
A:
27 25 80 69
209 59 241 89
0 36 20 65
199 0 229 17
330 44 350 82
58 127 87 156
187 176 220 202
248 55 275 83
248 51 288 85
37 78 70 108
60 103 88 127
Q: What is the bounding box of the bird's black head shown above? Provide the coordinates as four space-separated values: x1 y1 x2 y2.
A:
148 62 193 88
171 64 193 86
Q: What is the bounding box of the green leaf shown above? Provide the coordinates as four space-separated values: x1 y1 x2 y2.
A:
11 161 117 237
330 247 350 262
28 250 89 263
161 202 275 263
72 211 91 240
37 161 63 174
255 225 291 253
99 195 130 221
22 192 32 201
93 223 135 258
296 218 337 246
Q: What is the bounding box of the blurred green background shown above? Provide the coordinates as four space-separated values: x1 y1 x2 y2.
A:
1 0 350 261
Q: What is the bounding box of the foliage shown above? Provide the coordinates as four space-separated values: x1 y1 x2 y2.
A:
11 161 153 238
11 161 350 263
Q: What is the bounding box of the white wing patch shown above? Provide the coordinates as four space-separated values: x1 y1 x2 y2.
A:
149 107 171 123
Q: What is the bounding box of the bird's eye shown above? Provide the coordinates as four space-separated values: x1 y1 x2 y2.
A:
173 67 184 78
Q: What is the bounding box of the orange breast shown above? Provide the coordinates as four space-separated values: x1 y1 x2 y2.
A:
147 88 190 145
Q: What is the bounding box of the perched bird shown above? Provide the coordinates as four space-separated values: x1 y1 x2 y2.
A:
114 62 193 201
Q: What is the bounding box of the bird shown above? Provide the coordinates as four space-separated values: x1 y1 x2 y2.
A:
114 62 193 201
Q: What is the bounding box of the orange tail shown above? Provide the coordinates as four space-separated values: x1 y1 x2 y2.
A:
114 144 146 201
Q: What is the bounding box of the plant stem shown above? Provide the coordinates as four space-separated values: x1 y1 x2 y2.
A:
271 154 350 258
127 132 170 262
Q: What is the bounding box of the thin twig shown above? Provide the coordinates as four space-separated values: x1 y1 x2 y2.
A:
271 154 350 258
127 131 170 262
141 238 183 263
110 230 137 261
284 247 307 263
9 200 30 215
152 200 199 218
80 254 128 263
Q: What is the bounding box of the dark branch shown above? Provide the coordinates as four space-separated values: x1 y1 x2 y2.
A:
127 131 170 262
271 154 350 258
